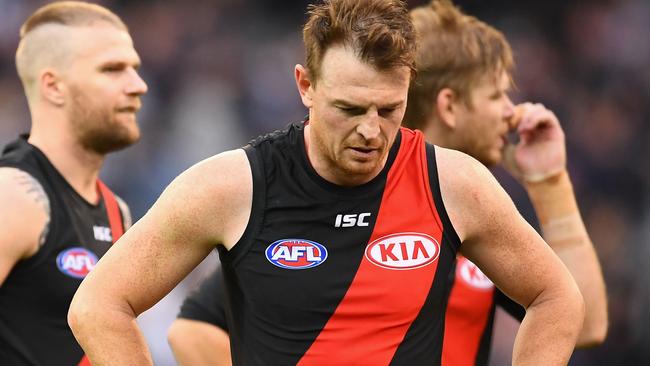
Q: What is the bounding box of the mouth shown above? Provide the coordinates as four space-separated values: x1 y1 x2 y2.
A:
348 146 380 160
116 105 140 113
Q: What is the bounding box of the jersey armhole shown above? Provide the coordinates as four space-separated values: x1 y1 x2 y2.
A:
217 146 266 267
425 143 461 253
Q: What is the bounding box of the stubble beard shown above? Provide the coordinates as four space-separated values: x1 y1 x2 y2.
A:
68 87 140 155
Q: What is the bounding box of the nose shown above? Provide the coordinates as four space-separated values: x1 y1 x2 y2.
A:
356 113 381 141
504 95 517 129
124 68 148 96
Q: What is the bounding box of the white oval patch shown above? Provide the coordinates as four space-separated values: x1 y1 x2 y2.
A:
365 232 440 270
457 256 494 290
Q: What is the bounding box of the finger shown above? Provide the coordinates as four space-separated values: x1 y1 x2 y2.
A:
518 104 556 133
509 104 526 130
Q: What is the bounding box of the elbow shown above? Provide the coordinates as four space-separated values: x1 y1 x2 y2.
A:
576 311 609 348
167 320 183 350
67 290 92 339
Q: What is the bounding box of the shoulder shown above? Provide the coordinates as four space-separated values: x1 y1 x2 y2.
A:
0 167 50 259
434 146 516 242
146 149 252 248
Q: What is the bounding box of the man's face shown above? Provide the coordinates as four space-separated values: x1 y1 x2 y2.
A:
299 45 411 185
453 70 514 166
63 23 147 154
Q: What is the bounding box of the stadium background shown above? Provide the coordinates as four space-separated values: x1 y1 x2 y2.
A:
0 0 648 364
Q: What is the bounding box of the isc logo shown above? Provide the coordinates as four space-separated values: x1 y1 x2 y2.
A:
365 232 439 270
265 239 328 270
457 256 494 290
56 247 99 279
335 213 371 228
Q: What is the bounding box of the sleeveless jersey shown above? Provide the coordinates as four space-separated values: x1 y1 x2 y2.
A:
217 122 461 365
0 137 124 366
442 255 525 366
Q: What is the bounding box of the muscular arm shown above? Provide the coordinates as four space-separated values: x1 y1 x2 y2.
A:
68 149 252 365
504 103 608 346
0 168 49 286
438 147 584 365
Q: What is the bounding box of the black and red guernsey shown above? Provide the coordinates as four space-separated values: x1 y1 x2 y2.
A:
442 255 524 366
217 122 461 365
0 137 124 366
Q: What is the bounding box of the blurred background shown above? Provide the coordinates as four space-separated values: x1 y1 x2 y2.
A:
1 0 648 364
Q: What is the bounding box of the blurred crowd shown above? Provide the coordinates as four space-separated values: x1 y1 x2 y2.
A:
1 0 648 364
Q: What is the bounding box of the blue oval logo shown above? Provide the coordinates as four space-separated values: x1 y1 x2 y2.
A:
265 239 328 270
56 247 98 279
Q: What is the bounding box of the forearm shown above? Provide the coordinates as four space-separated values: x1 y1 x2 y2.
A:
169 319 232 366
525 171 608 346
513 284 584 365
69 297 152 365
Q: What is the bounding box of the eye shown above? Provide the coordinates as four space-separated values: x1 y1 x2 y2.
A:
378 108 396 117
101 63 126 73
337 106 364 116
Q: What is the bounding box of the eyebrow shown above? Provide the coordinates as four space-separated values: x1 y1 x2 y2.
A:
332 99 403 109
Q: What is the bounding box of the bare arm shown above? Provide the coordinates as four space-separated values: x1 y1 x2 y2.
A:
504 103 608 346
0 168 49 285
68 149 252 365
438 147 584 365
168 319 232 366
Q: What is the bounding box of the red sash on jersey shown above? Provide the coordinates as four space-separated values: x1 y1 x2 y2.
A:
77 180 125 366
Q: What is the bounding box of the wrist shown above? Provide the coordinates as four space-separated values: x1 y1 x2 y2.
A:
524 170 578 223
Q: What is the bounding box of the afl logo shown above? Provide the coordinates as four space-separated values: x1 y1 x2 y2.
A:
457 256 494 290
56 247 98 279
365 232 439 270
265 239 328 270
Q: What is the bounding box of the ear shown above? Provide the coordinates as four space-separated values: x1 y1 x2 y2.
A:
435 88 458 129
295 64 314 109
39 68 66 107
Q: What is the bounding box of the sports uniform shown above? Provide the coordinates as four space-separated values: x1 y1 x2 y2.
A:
216 121 460 365
178 267 229 332
0 137 124 366
442 255 524 365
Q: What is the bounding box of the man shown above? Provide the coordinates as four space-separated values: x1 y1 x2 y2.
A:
169 1 607 365
0 2 147 365
405 1 607 364
69 0 584 365
168 2 608 365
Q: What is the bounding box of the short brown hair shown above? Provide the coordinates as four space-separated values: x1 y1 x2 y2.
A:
20 1 127 37
302 0 416 84
403 0 513 130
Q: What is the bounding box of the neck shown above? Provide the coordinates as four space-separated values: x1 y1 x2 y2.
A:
420 115 456 150
29 111 105 204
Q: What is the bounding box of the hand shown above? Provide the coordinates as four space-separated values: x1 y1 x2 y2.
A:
502 102 566 183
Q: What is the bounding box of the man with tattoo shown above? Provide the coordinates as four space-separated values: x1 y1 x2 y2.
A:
0 2 146 365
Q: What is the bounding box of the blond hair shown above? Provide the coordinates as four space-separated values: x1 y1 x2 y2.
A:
403 0 513 130
15 1 128 101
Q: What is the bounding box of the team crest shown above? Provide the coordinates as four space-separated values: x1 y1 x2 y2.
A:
265 239 328 270
56 247 98 279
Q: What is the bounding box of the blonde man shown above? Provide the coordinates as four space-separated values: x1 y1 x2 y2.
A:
405 0 607 364
0 2 146 365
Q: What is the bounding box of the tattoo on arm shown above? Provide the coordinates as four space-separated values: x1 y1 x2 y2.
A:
15 171 51 247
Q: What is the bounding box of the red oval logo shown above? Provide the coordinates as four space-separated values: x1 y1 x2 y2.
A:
365 232 440 270
457 256 494 290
